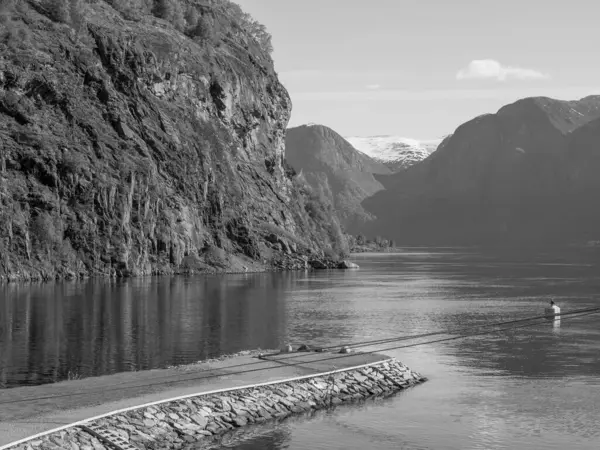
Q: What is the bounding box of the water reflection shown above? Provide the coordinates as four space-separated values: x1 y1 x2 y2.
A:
553 317 561 334
2 248 600 450
192 421 292 450
445 313 600 378
205 249 599 450
0 273 297 388
2 248 600 389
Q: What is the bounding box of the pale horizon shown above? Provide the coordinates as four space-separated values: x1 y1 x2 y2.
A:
235 0 600 139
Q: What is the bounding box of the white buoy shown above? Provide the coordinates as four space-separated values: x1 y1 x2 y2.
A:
545 303 561 319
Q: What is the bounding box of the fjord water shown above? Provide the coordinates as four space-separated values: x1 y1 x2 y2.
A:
1 249 600 449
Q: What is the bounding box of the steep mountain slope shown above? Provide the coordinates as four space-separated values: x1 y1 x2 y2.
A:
561 116 600 236
362 96 600 245
345 135 443 172
0 1 347 281
285 125 391 233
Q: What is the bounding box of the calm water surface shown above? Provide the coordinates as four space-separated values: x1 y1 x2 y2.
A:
1 248 600 449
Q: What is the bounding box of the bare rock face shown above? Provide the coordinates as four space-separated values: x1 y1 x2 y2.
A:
0 2 346 281
363 96 600 246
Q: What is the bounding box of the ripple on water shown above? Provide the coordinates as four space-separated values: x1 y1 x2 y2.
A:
2 249 600 449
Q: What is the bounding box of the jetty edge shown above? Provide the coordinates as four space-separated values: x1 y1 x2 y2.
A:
1 352 426 450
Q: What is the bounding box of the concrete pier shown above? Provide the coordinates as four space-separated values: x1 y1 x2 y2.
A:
0 351 426 449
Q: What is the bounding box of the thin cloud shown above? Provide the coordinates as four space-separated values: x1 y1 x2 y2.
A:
366 84 381 90
456 59 550 81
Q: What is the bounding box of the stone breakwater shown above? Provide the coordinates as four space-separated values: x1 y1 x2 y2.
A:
7 358 425 450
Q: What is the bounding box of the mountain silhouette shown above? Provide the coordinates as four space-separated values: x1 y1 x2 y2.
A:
362 96 600 246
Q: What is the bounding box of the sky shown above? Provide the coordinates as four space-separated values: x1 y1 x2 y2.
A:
234 0 600 139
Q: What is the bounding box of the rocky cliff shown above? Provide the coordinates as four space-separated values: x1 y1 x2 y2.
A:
285 124 391 234
0 0 347 281
362 96 600 245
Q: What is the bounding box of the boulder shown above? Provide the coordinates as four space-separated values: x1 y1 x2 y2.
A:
338 260 359 269
309 260 327 269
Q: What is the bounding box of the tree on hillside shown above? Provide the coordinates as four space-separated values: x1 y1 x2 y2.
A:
248 20 273 53
216 0 274 54
30 212 60 255
0 0 14 15
40 0 86 28
69 0 85 31
44 0 70 23
184 5 199 29
0 0 32 49
190 14 213 41
108 0 146 21
171 1 185 31
153 0 173 20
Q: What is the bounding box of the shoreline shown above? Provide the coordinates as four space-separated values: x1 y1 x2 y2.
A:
0 257 360 284
0 349 280 391
1 348 388 444
165 349 275 367
0 266 299 284
0 352 426 450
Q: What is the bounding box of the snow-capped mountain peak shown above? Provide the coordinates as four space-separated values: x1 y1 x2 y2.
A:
345 135 443 172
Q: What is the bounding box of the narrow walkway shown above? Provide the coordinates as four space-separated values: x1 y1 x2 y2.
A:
0 351 387 447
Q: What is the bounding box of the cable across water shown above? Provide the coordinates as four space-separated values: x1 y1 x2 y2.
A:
261 305 600 356
0 306 597 405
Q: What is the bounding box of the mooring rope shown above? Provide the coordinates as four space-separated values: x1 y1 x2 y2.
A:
259 306 600 357
0 307 597 405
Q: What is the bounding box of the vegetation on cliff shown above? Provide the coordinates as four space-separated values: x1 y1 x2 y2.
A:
285 124 391 234
348 234 396 253
0 0 347 281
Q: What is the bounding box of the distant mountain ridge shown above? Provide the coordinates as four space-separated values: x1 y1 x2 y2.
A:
285 125 391 233
345 135 444 172
362 95 600 246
